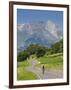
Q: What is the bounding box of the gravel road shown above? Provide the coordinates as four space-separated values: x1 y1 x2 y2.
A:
26 58 63 79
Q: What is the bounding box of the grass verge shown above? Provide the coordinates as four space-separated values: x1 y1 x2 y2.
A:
17 60 37 80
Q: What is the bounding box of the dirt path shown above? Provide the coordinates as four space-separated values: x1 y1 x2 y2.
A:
26 58 63 79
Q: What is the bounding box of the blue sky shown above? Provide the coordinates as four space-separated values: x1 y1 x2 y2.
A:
17 9 63 28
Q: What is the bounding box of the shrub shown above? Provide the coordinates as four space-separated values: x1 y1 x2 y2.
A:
17 51 30 62
36 47 46 57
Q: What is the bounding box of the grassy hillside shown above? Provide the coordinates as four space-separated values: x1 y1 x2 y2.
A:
37 53 63 70
17 53 63 80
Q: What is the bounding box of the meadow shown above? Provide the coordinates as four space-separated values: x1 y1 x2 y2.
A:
17 60 38 80
37 53 63 70
17 53 63 80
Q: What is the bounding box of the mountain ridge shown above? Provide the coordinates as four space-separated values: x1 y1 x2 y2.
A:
17 20 63 52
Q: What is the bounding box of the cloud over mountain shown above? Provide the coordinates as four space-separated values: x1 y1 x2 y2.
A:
17 20 63 52
45 20 62 40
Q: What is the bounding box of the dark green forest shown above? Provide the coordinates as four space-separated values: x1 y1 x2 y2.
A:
17 39 63 62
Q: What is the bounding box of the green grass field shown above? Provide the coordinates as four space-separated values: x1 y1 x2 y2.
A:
17 53 63 80
37 53 63 70
17 60 37 80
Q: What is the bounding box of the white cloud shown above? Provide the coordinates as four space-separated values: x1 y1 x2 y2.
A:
17 23 33 35
45 20 56 31
45 20 62 40
17 24 25 31
17 20 63 41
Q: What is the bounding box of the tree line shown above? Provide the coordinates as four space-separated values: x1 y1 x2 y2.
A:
17 39 63 62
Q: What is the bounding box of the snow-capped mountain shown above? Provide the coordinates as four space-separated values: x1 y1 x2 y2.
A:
17 20 63 52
